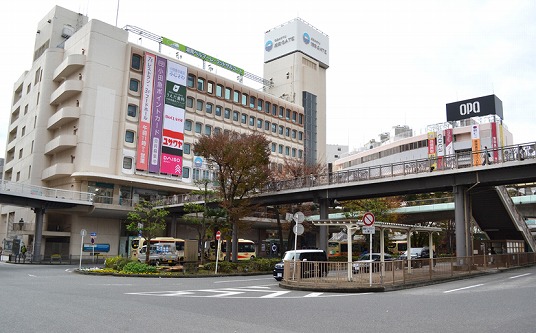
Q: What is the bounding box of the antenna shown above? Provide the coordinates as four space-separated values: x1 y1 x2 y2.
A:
115 0 120 27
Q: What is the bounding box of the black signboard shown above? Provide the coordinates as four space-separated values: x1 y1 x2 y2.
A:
446 94 503 122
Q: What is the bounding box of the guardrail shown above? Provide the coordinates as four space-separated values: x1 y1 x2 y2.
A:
281 253 536 289
0 180 94 203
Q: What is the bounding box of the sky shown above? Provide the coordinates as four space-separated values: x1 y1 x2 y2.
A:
0 0 535 159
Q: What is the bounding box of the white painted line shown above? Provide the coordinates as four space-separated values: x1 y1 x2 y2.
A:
443 283 484 293
304 292 323 297
260 291 291 298
28 274 37 277
214 277 275 283
509 273 530 279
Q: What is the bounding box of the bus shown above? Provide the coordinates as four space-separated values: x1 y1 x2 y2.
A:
130 237 187 262
387 240 408 255
327 240 366 258
208 239 256 261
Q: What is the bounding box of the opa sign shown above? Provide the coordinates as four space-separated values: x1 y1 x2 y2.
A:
446 94 503 122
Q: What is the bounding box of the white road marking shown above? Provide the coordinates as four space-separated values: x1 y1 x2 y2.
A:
28 274 37 277
443 284 484 293
214 277 275 283
304 292 323 297
509 273 530 279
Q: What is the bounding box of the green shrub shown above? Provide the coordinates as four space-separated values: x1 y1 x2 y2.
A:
105 256 132 271
122 261 157 274
203 261 238 273
249 258 280 271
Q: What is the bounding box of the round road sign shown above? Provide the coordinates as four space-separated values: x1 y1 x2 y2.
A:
362 212 375 226
215 231 221 241
293 224 304 235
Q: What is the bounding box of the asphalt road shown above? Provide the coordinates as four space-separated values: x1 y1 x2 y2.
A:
1 262 535 333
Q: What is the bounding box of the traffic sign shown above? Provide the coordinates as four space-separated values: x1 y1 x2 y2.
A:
215 231 221 241
90 232 97 237
362 212 375 226
293 224 304 235
293 212 305 224
80 229 87 237
362 226 375 234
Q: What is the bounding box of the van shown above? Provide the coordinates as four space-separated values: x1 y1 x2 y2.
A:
273 249 328 281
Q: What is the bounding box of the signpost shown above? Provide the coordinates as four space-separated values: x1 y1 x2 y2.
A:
292 212 305 280
362 212 375 286
79 229 86 270
215 231 221 274
90 232 97 263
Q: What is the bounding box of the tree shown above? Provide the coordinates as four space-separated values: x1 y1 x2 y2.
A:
126 200 169 264
194 131 271 262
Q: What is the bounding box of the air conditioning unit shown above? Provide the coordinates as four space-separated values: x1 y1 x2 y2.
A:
61 25 75 38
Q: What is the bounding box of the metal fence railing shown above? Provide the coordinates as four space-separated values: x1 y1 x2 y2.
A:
0 180 94 203
281 253 536 289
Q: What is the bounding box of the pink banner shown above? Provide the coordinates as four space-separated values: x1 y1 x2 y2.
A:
136 52 156 170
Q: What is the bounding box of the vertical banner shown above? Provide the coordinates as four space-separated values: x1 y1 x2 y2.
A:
436 130 444 170
491 122 499 163
444 128 454 168
148 56 167 173
136 52 156 170
427 131 437 171
471 124 482 166
160 61 187 175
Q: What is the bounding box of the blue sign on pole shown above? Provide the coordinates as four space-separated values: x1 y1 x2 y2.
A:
90 232 97 237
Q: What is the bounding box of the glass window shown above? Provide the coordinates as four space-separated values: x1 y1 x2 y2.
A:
272 104 278 116
225 87 231 100
257 99 263 111
285 146 290 156
233 90 240 103
298 131 303 140
214 127 221 135
292 111 297 122
125 130 135 143
187 74 195 88
265 121 270 130
215 105 222 116
182 167 190 179
298 150 303 158
271 143 276 152
249 116 255 126
195 122 202 133
186 97 194 108
129 79 140 92
207 81 214 94
205 125 212 136
249 96 256 109
292 129 297 139
123 156 133 169
241 113 247 124
292 148 297 157
299 114 304 125
265 102 271 114
278 144 283 154
131 54 142 70
271 123 277 133
233 111 239 121
241 93 248 106
279 125 284 135
184 143 191 154
196 99 204 111
185 120 192 131
257 118 263 128
285 127 290 137
279 106 284 118
127 104 138 118
206 103 213 114
286 109 291 119
197 77 205 91
224 108 231 119
193 168 200 180
216 84 223 97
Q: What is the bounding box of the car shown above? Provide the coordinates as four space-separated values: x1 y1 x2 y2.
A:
273 249 328 281
138 243 178 266
399 247 436 267
352 253 394 273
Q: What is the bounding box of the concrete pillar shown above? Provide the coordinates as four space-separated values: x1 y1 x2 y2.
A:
454 185 467 258
170 214 177 237
32 207 45 262
318 198 329 252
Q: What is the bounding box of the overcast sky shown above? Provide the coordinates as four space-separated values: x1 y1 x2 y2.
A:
1 0 535 159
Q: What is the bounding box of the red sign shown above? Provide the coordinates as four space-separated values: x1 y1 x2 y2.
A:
362 212 375 226
215 231 221 241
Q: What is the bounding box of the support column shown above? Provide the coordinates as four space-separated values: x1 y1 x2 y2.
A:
318 198 329 252
454 185 468 258
32 207 45 262
170 214 177 237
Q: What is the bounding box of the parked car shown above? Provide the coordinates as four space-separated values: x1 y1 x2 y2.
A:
138 243 178 266
399 247 436 267
273 249 328 281
352 253 394 273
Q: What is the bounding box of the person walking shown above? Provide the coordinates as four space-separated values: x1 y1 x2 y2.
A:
482 146 491 165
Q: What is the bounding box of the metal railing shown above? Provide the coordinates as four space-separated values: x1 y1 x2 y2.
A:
0 180 94 203
263 141 536 193
281 253 536 289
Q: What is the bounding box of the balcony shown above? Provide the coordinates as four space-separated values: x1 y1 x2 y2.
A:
47 106 80 130
44 134 77 155
53 54 86 82
42 163 74 181
50 80 83 106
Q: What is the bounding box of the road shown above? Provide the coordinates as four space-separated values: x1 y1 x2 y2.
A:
1 262 535 332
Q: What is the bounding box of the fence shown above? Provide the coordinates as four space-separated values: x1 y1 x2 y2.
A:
281 253 536 289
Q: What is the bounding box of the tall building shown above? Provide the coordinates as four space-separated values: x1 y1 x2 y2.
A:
1 6 326 258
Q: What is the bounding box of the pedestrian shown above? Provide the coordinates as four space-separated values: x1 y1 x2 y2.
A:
21 244 27 259
482 146 491 165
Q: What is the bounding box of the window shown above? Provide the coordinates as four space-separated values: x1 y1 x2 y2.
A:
187 74 195 88
257 118 263 128
249 96 256 109
123 157 133 169
18 148 23 159
292 111 297 122
125 130 135 143
298 150 303 158
285 146 290 156
249 116 255 126
299 114 304 125
225 87 231 100
233 90 240 103
214 127 221 135
241 113 247 124
206 103 213 114
299 131 303 140
286 109 291 119
197 77 205 91
24 104 28 115
195 122 202 133
182 167 190 179
241 93 248 106
185 120 192 131
131 54 142 70
186 97 194 108
233 111 239 121
279 125 284 135
292 148 297 157
285 127 290 137
216 84 223 97
205 125 212 136
129 79 140 92
224 108 231 119
272 104 277 116
292 130 297 139
278 144 283 154
257 99 263 111
21 126 26 136
184 143 191 154
279 106 284 118
271 123 277 133
271 143 276 152
127 104 138 118
196 99 204 111
193 168 200 180
265 121 270 130
207 81 214 94
265 102 271 114
215 105 222 117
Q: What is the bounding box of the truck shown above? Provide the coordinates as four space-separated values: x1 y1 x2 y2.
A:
138 243 178 266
